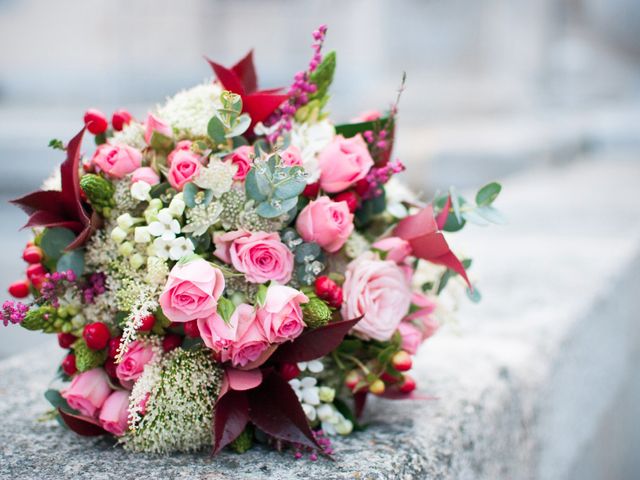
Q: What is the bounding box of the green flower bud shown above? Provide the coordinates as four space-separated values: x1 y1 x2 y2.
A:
302 297 332 329
229 425 253 454
21 306 56 331
73 340 107 372
80 174 115 213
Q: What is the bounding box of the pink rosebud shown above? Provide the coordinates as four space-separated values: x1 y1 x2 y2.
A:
131 167 160 185
372 237 412 263
225 145 254 181
166 147 201 191
98 390 130 436
90 143 142 179
213 230 294 284
159 259 225 323
352 109 382 123
318 134 374 193
115 340 155 383
198 312 238 352
404 292 438 341
342 252 412 341
256 285 308 344
223 304 270 368
280 145 303 166
397 322 422 355
144 112 172 144
61 368 111 418
167 140 193 166
296 196 354 253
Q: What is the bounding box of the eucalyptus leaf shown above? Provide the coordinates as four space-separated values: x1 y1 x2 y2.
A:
274 178 306 199
466 286 482 303
245 169 268 202
253 139 270 157
475 182 502 206
183 183 199 208
56 250 85 277
449 186 462 223
295 242 321 263
475 205 507 225
461 209 491 226
40 228 76 260
207 116 227 144
226 114 251 138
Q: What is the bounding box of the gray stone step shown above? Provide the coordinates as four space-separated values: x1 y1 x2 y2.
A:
1 154 639 479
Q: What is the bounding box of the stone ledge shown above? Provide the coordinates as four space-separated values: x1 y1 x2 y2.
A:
1 155 639 479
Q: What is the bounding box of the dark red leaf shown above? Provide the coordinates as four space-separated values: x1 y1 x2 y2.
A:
59 128 91 226
353 391 368 418
272 317 363 363
58 408 107 436
206 57 246 96
247 371 320 451
436 194 451 230
212 390 250 455
231 50 258 94
242 92 288 127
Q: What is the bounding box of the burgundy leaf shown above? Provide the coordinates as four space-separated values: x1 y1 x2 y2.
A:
242 92 289 126
272 317 363 363
248 371 320 451
231 49 258 94
206 57 246 96
58 408 107 436
353 391 368 418
435 194 451 230
212 390 250 455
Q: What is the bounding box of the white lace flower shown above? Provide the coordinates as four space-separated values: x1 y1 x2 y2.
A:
157 81 224 137
194 160 237 198
148 209 180 241
169 237 195 261
111 122 146 149
131 181 152 201
290 119 335 183
289 377 320 406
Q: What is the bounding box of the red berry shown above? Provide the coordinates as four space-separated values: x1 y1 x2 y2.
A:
111 109 133 131
162 333 183 352
104 358 118 378
392 351 413 372
62 354 77 376
83 108 108 135
345 370 361 390
57 333 76 349
355 179 370 197
138 314 156 332
399 374 416 394
22 245 43 264
8 279 30 298
107 336 122 358
327 287 343 309
83 322 111 350
183 320 200 338
369 378 385 395
279 362 301 381
333 191 359 213
303 182 320 198
26 263 46 281
315 276 336 298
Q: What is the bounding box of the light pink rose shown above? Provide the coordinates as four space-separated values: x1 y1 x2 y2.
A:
318 134 374 193
91 143 142 179
115 340 155 383
280 145 303 166
397 322 422 355
256 285 308 343
98 390 130 436
372 237 412 263
352 110 382 122
61 368 111 418
213 230 294 284
131 166 160 185
144 112 172 144
220 304 270 368
167 140 193 165
405 292 438 341
342 252 412 341
167 149 201 191
198 312 237 352
159 259 225 323
225 146 253 180
296 196 354 253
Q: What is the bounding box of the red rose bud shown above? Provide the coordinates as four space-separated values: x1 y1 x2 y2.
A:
22 245 43 264
111 109 133 131
333 191 359 213
107 336 122 358
104 358 118 378
8 279 30 298
57 332 77 349
392 351 413 372
345 370 361 390
26 263 46 281
83 108 109 135
303 182 320 198
83 322 111 350
369 378 385 395
162 333 183 352
279 362 301 381
183 320 200 338
62 353 77 376
399 374 416 393
138 314 156 332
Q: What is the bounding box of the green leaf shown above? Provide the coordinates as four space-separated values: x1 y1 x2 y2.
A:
149 131 174 152
44 389 79 414
255 284 268 307
434 195 466 232
466 286 482 303
40 228 76 260
436 269 453 295
217 297 236 325
57 249 85 277
226 114 251 138
245 169 269 202
48 139 65 151
295 242 321 263
449 186 462 224
335 116 390 138
183 182 199 208
475 205 507 225
149 182 171 199
256 197 298 218
253 139 270 157
207 116 227 144
475 182 502 206
309 51 336 102
462 209 490 226
274 178 306 200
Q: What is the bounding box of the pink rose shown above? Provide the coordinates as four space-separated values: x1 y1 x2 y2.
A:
144 112 172 144
61 368 111 418
159 259 225 323
131 167 160 185
214 230 294 284
296 196 354 253
91 143 142 179
342 252 412 341
397 322 422 355
167 140 193 165
318 134 374 193
405 292 438 341
115 340 155 382
167 149 201 191
220 304 270 368
256 285 308 343
280 145 303 166
198 312 237 352
372 237 412 263
98 390 130 436
352 110 382 122
225 146 253 180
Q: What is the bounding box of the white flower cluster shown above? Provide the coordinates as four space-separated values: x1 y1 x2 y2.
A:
111 122 146 150
289 360 353 436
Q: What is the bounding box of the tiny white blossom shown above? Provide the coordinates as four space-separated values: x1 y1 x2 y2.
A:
194 160 236 198
134 226 152 243
316 403 335 422
117 213 136 231
302 403 317 421
168 194 186 217
298 360 324 373
290 377 320 406
152 238 172 259
111 226 128 243
148 209 180 241
131 181 152 201
169 237 195 261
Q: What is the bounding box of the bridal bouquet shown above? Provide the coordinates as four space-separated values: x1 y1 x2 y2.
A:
3 26 503 458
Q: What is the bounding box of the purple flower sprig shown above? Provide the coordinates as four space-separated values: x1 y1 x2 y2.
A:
82 272 107 304
39 270 77 308
292 429 333 461
2 301 28 326
360 159 406 200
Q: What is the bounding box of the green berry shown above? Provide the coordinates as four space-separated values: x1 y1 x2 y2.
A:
302 297 332 329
